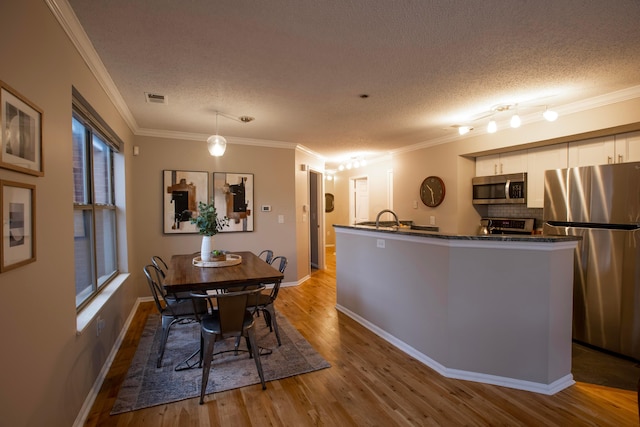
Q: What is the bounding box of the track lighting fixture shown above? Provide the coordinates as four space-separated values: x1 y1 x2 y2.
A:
453 102 559 137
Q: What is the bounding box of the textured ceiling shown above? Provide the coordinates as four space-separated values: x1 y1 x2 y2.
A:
65 0 640 166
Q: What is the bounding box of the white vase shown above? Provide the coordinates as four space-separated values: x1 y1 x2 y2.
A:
201 235 213 262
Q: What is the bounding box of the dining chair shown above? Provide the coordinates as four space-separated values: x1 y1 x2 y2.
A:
190 285 267 404
258 249 273 264
143 264 209 368
253 256 287 346
151 255 169 278
151 255 193 300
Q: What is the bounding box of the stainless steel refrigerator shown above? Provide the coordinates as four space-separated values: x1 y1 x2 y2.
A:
543 161 640 360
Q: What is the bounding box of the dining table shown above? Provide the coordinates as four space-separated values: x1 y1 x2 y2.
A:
163 251 284 370
163 251 284 294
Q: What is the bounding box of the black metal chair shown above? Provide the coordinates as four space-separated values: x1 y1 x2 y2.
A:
252 256 287 346
151 255 193 299
151 255 169 278
190 285 267 404
143 264 209 368
258 249 274 264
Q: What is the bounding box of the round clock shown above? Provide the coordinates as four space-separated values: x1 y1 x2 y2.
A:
420 176 446 207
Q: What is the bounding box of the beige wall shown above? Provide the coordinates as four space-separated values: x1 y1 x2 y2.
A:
130 137 298 283
0 1 136 426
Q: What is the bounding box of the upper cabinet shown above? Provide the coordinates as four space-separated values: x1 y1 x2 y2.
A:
526 144 568 208
567 136 615 167
614 131 640 164
567 132 640 167
475 149 528 176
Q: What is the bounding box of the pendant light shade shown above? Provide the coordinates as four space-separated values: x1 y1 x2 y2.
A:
207 134 227 156
207 112 227 156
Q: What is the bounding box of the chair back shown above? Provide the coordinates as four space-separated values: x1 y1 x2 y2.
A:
143 264 169 314
258 249 273 264
151 256 168 278
192 285 265 336
267 256 287 300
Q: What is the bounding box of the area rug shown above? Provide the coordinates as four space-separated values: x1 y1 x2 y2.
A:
111 312 330 414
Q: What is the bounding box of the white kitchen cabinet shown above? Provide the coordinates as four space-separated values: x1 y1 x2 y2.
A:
567 136 615 167
614 131 640 163
475 149 527 176
526 144 568 208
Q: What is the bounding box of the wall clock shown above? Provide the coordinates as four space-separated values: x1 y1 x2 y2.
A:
420 176 446 207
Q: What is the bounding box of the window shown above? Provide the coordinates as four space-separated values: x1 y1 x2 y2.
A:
72 89 121 310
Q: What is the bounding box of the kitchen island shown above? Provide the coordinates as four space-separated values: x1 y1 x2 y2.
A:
333 224 580 394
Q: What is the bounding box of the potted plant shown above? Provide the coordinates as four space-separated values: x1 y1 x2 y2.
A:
190 199 229 262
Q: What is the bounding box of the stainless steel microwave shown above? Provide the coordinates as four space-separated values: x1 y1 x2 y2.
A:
472 172 527 204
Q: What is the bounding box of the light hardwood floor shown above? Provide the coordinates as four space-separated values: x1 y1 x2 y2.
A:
85 248 639 426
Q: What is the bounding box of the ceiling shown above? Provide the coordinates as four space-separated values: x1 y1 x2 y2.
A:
64 0 640 168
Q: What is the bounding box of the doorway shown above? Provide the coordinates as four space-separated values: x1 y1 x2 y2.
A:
349 176 369 225
309 170 323 269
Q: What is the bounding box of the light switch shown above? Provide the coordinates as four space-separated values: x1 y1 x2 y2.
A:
430 216 436 225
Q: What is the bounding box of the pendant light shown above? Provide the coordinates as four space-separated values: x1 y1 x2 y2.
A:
543 107 558 122
207 112 227 157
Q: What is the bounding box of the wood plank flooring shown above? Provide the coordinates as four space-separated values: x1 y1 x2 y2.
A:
85 248 639 426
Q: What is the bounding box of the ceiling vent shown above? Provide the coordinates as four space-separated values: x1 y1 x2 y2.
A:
144 92 167 104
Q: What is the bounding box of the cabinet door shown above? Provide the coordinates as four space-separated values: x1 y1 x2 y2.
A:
475 154 499 176
526 144 568 208
499 150 528 174
614 131 640 163
568 136 615 167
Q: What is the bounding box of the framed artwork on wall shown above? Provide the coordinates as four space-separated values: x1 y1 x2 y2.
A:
1 180 36 272
0 81 43 176
213 172 254 232
162 170 208 234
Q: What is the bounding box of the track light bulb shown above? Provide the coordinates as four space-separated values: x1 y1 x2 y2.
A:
543 108 558 122
458 126 472 135
510 114 521 128
487 120 497 133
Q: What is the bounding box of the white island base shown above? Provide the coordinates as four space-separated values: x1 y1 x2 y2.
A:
334 226 579 395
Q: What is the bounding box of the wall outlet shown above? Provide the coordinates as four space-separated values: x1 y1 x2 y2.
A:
377 239 385 248
96 316 105 337
413 200 418 209
430 216 436 225
278 215 284 224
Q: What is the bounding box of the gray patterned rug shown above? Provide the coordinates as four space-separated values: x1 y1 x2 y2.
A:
111 311 330 414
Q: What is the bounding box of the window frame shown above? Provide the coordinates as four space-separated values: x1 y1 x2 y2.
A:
72 89 122 312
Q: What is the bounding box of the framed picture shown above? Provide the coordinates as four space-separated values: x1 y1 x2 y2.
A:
0 81 43 176
213 172 254 232
163 170 208 234
1 180 36 272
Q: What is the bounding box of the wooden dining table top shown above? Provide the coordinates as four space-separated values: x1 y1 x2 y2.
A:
163 251 284 293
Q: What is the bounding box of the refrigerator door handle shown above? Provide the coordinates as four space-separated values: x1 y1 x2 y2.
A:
505 179 511 200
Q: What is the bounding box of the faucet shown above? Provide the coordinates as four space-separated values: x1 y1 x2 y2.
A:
375 209 400 229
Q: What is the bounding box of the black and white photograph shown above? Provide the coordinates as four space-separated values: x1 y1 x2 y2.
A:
1 180 36 272
0 81 43 176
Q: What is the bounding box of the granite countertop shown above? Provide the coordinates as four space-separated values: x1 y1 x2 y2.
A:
334 224 581 243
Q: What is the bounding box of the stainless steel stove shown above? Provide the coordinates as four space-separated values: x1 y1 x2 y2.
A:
479 217 535 235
